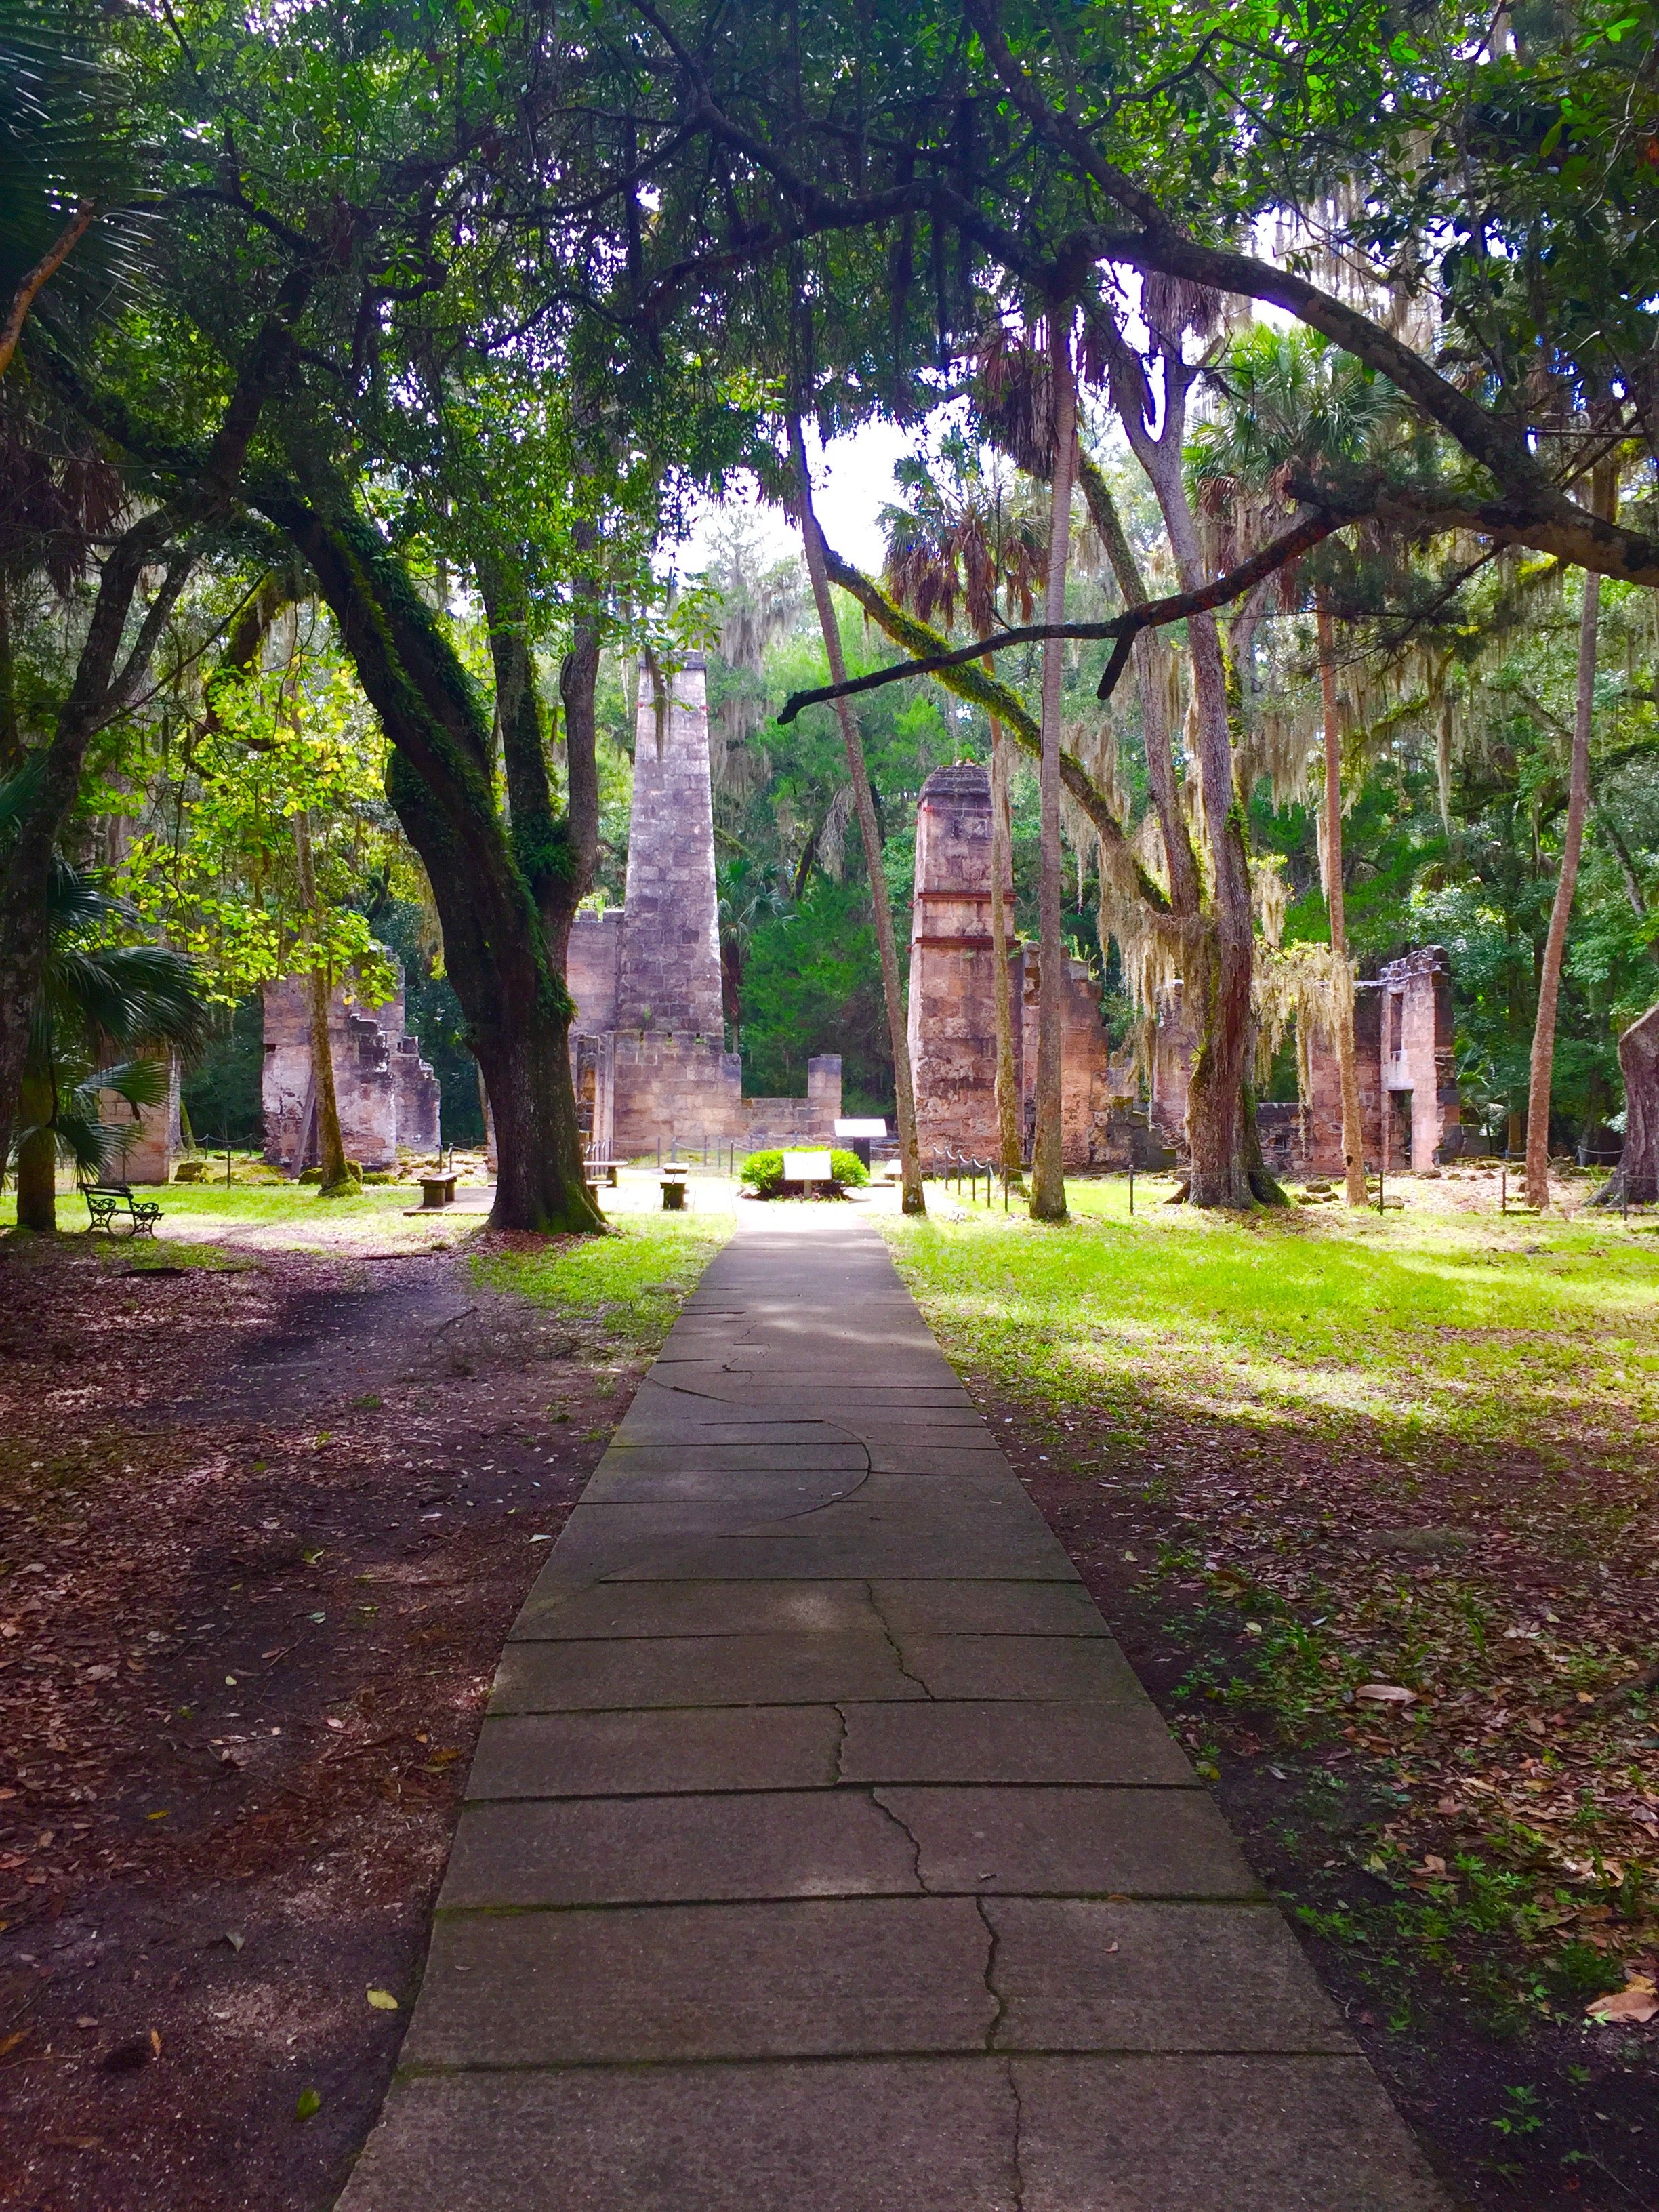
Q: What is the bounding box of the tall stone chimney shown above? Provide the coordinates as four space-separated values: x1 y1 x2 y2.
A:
615 655 724 1037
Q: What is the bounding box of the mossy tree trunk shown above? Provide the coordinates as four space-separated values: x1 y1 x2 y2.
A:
1316 602 1368 1207
988 722 1023 1184
1527 463 1614 1210
1029 312 1078 1223
14 1066 57 1231
259 479 603 1236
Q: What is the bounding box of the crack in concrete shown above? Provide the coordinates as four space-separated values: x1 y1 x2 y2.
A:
865 1582 933 1696
830 1702 850 1785
1005 2057 1029 2212
975 1893 1010 2053
867 1788 927 1891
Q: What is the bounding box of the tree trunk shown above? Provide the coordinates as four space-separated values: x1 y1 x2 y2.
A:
1076 454 1201 921
1317 603 1368 1206
1526 466 1612 1210
14 1067 56 1231
1030 313 1078 1223
293 811 354 1193
988 722 1023 1184
1590 1000 1659 1208
788 415 925 1215
0 515 186 1180
258 483 602 1235
1094 323 1255 1207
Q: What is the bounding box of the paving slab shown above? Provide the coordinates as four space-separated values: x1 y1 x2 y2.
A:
339 1207 1443 2212
840 1700 1197 1787
443 1789 924 1906
509 1576 888 1641
1009 2055 1448 2210
467 1706 843 1796
983 1899 1351 2051
874 1784 1262 1896
897 1632 1145 1701
337 2062 1022 2212
405 1897 998 2064
490 1628 928 1711
869 1580 1109 1636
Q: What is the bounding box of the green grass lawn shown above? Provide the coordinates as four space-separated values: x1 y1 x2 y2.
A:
1 1171 486 1258
895 1176 1659 1475
472 1207 733 1343
887 1180 1659 2033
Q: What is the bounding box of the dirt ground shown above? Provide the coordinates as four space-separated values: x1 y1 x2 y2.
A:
987 1391 1659 2209
0 1227 641 2212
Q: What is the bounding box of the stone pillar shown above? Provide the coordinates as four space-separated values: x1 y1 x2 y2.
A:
392 1035 442 1154
907 762 1008 1161
1379 945 1458 1169
105 1053 180 1183
616 657 724 1038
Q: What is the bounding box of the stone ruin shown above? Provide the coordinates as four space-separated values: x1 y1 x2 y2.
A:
907 760 1462 1174
268 657 840 1179
261 962 441 1174
562 655 842 1157
98 1054 182 1185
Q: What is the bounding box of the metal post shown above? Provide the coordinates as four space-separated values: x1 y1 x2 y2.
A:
1500 1160 1507 1216
1129 1160 1135 1216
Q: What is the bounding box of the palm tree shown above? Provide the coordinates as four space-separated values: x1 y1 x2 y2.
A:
0 0 149 380
1190 325 1398 1207
882 436 1044 1187
7 817 206 1231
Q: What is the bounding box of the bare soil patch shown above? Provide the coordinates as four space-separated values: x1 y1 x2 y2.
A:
0 1229 639 2212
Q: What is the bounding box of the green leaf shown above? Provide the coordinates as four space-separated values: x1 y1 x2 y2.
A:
296 2088 321 2121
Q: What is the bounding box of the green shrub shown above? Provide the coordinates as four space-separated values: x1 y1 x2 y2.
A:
739 1147 869 1195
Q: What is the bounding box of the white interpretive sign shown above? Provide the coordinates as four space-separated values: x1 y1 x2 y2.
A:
783 1150 834 1183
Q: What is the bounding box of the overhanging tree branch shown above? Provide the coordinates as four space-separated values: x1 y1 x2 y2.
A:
813 543 1172 914
779 508 1347 722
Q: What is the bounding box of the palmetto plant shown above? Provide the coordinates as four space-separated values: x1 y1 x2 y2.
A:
1 0 152 379
4 774 207 1230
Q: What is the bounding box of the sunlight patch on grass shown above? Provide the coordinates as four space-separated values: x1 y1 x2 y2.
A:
887 1189 1659 1471
472 1210 732 1344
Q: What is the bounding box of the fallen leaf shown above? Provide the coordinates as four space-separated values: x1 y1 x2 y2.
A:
295 2087 321 2121
1355 1684 1417 1706
0 2029 30 2059
220 1931 245 1952
75 2015 99 2030
1586 1976 1658 2025
149 2028 163 2058
366 1988 398 2011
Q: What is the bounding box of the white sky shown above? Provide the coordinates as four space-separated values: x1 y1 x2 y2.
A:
669 416 918 579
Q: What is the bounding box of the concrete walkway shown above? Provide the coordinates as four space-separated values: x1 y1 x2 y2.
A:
340 1210 1444 2212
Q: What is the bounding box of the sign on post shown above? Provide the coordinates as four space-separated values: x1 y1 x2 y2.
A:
783 1149 834 1183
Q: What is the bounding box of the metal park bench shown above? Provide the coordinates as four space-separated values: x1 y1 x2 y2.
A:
81 1182 163 1238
